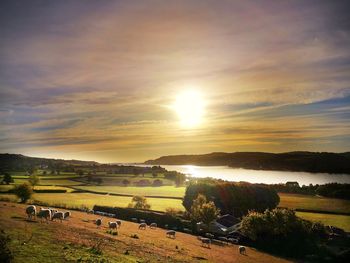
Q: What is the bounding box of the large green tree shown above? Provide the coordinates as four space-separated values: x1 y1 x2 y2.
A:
2 173 13 185
13 183 33 203
128 196 151 210
190 194 220 225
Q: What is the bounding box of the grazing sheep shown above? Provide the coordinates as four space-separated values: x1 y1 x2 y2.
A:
108 221 118 229
166 230 176 239
26 205 36 220
64 211 71 220
48 208 58 214
205 233 215 239
52 211 65 222
37 209 52 223
95 218 102 227
87 209 94 214
150 223 157 229
201 238 211 248
139 223 147 230
116 220 122 227
239 246 246 255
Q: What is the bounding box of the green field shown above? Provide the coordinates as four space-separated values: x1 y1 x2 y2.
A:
0 193 184 212
279 193 350 214
296 211 350 231
73 185 185 197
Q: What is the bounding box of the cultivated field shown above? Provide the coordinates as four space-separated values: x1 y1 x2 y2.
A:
73 185 185 198
0 193 185 212
0 201 291 263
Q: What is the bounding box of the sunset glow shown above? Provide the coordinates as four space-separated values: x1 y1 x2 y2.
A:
173 90 205 128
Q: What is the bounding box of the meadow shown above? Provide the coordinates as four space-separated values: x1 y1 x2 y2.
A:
0 201 291 263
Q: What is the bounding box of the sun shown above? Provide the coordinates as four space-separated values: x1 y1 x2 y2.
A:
173 90 205 128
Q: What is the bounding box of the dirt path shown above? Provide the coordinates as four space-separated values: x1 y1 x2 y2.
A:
0 202 291 263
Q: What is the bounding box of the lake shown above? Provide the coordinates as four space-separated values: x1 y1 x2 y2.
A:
158 165 350 185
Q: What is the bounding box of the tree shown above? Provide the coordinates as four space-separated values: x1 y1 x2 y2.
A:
28 174 40 189
190 194 220 224
13 183 33 203
122 179 130 186
152 179 163 187
128 196 151 210
2 173 13 185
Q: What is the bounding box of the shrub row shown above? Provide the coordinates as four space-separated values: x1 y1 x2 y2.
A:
33 189 67 193
93 205 191 230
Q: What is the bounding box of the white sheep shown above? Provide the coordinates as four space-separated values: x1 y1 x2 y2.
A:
150 223 157 229
95 218 102 227
37 208 52 223
166 230 176 239
201 238 211 248
239 246 246 255
139 223 147 230
25 205 36 220
108 221 118 230
52 211 65 222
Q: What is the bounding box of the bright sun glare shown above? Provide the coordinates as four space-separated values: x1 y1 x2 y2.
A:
173 90 205 128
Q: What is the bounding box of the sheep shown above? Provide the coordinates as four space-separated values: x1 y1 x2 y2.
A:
64 211 71 220
239 246 246 255
139 219 146 224
139 223 147 230
48 208 58 214
150 223 157 229
37 209 52 223
201 238 211 248
87 209 94 214
116 220 122 228
52 211 65 222
166 230 176 239
25 205 36 220
108 221 118 230
95 218 102 227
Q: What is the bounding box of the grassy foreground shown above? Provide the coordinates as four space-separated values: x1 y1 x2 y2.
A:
0 201 291 263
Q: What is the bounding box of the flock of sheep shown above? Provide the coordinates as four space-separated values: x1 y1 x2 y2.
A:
25 205 246 255
25 205 71 223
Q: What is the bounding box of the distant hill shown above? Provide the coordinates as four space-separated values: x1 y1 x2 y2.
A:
0 153 99 171
145 151 350 174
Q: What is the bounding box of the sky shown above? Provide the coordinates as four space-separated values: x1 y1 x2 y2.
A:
0 0 350 163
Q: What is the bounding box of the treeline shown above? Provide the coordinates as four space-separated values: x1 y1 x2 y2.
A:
183 182 279 217
146 151 350 174
265 182 350 200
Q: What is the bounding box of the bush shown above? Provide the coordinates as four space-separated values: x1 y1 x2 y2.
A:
183 182 279 217
13 183 33 203
152 179 163 187
128 196 151 210
240 208 327 257
33 189 67 193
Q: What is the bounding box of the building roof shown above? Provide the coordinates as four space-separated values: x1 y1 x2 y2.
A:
216 214 240 228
